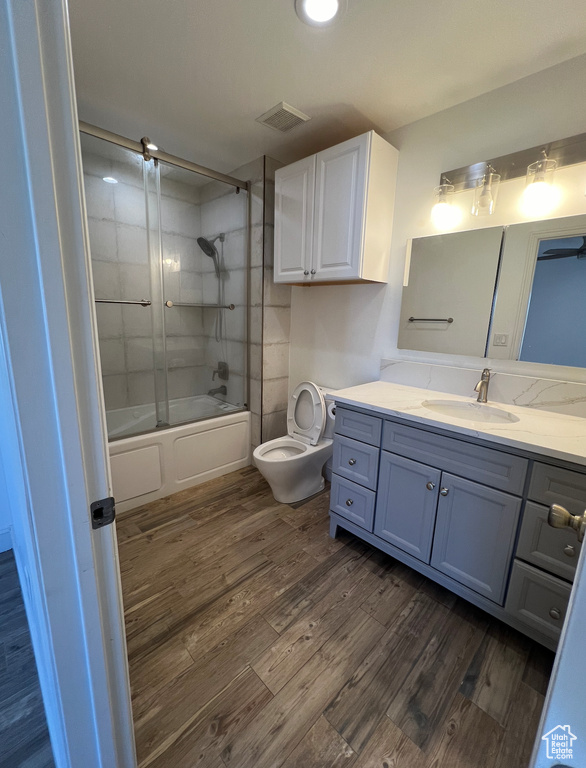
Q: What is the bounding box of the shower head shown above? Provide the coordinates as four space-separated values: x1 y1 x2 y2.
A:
197 236 222 277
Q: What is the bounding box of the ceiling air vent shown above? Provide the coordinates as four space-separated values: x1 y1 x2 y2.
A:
256 102 311 133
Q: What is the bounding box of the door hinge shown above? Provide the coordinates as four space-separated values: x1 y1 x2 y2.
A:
91 497 116 530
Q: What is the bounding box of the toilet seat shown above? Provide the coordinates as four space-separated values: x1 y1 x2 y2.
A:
286 381 326 446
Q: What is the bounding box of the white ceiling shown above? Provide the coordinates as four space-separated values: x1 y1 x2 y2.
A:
69 0 586 175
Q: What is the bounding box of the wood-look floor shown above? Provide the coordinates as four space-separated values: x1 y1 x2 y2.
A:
117 467 555 768
0 551 55 768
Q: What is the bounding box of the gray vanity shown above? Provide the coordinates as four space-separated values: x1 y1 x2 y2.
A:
329 395 585 650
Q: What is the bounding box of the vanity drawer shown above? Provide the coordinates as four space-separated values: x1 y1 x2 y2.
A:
505 560 571 643
382 421 528 495
517 501 580 582
335 407 382 447
333 436 379 490
528 463 586 516
330 475 375 531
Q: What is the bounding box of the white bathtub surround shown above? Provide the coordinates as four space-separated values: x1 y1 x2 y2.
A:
380 359 586 418
110 410 250 513
334 380 586 467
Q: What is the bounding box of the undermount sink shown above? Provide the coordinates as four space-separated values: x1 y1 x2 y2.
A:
421 399 520 424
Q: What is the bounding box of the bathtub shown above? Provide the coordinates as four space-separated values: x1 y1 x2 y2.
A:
108 396 250 513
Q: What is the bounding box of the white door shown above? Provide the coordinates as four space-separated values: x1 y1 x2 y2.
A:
312 132 369 281
274 155 315 283
530 527 586 767
1 1 135 766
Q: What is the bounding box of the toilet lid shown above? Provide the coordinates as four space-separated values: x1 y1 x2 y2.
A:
287 381 326 446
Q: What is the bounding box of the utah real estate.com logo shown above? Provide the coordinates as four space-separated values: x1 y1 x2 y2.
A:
542 725 577 760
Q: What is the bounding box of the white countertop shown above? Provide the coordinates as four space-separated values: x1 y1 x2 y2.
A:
333 381 586 467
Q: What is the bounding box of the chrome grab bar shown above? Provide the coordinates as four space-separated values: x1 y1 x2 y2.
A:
409 317 454 323
164 300 235 310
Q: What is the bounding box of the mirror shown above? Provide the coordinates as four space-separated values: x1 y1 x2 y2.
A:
398 227 503 356
399 212 586 370
488 213 586 367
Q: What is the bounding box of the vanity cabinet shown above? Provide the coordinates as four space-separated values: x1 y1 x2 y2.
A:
274 131 398 285
329 403 586 650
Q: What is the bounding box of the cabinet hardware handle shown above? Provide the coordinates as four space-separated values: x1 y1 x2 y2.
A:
348 458 357 466
426 482 436 491
548 503 586 543
346 499 354 507
549 608 561 621
564 545 576 558
440 487 449 496
310 269 316 275
303 270 309 276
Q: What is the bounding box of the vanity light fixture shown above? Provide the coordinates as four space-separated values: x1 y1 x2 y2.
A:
295 0 346 26
431 179 462 230
471 164 500 216
519 151 560 217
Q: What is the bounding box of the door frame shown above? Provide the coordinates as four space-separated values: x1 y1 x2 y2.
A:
1 1 135 766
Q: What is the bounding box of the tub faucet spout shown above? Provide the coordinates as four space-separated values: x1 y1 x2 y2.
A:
208 385 227 397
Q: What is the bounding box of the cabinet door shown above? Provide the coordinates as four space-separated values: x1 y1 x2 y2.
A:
312 133 369 281
374 453 440 563
274 155 315 283
431 473 521 604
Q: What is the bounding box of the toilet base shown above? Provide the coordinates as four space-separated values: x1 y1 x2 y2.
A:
272 475 325 505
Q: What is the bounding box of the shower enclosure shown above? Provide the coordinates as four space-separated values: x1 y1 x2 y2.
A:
79 126 249 441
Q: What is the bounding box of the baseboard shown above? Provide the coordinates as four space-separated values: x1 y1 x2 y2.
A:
0 529 12 553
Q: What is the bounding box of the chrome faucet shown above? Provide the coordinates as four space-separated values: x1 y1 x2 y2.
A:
474 368 491 403
208 385 227 397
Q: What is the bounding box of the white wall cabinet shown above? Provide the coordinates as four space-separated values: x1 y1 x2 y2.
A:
274 131 398 284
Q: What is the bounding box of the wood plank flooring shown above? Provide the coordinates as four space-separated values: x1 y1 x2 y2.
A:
117 467 555 768
0 550 55 768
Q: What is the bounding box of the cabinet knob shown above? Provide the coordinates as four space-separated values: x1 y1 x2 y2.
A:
426 482 436 491
564 544 576 558
549 607 562 621
303 270 309 276
346 499 354 507
348 458 357 466
310 269 316 275
548 503 586 542
440 487 449 496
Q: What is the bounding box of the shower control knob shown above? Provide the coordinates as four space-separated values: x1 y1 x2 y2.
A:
304 270 309 276
346 499 354 507
348 458 357 466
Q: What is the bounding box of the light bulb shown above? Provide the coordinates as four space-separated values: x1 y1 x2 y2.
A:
431 201 462 230
519 181 561 217
303 0 339 22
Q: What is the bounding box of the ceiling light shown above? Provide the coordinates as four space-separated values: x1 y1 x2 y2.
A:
431 181 462 230
520 153 560 217
295 0 345 26
102 176 118 184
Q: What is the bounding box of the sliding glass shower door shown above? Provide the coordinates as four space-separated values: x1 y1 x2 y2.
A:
80 132 249 440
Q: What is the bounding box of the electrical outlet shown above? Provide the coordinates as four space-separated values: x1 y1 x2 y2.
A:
493 334 509 346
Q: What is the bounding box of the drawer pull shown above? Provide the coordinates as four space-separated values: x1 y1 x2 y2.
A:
426 482 436 491
549 608 562 621
564 545 576 558
348 458 357 466
346 499 354 507
440 487 449 497
548 503 586 542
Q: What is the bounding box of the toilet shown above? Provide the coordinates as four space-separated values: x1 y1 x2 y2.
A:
253 381 336 504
